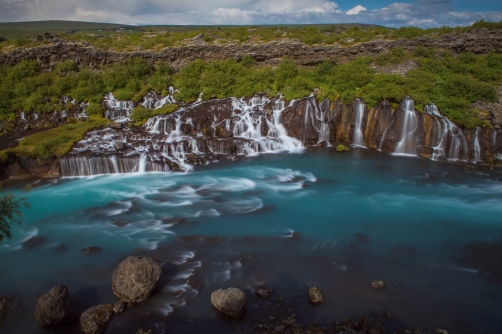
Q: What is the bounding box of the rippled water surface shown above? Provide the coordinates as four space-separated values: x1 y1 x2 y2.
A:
1 148 502 333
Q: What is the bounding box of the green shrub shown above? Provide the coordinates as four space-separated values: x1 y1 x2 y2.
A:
1 115 108 160
131 104 179 125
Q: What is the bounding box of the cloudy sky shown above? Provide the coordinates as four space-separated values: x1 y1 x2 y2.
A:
1 0 501 27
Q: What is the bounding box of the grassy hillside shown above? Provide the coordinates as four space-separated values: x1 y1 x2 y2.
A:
0 20 144 39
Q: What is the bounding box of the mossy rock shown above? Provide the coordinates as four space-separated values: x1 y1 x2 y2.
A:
336 144 349 152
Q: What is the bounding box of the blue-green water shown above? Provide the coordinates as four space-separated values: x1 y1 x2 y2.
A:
1 147 502 333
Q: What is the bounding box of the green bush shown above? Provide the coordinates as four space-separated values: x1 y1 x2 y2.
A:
131 104 179 125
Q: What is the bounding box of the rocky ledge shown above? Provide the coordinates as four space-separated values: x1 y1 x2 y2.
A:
1 29 502 71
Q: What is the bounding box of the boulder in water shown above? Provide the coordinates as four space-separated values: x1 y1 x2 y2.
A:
34 285 77 325
112 256 161 302
256 289 269 298
0 297 9 323
308 287 323 304
112 300 127 314
81 246 102 255
371 280 385 289
113 141 124 150
23 236 47 249
108 121 123 130
210 287 246 319
79 304 113 334
336 144 349 152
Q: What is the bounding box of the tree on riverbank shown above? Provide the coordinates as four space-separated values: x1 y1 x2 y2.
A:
0 192 29 242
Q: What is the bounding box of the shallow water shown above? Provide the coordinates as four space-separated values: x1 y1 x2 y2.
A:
1 147 502 333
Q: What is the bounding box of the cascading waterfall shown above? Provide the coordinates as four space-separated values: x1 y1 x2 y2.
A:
424 104 468 161
303 97 337 145
394 97 418 155
352 98 366 147
473 127 481 162
61 95 303 177
141 88 177 109
103 92 135 120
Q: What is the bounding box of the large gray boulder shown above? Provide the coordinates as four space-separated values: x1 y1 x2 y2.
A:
80 304 113 334
111 256 161 302
34 285 77 325
210 287 246 319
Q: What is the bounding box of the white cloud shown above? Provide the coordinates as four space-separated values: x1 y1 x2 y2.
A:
346 5 367 15
0 0 501 28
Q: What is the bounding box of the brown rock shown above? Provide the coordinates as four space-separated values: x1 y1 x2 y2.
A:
112 300 127 314
308 287 323 304
112 256 161 303
371 280 385 289
79 304 113 334
210 287 246 319
34 285 77 325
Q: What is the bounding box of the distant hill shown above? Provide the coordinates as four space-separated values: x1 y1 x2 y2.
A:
0 20 142 39
0 20 384 39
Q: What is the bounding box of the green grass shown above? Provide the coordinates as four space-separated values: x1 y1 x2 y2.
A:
131 104 179 125
0 115 108 162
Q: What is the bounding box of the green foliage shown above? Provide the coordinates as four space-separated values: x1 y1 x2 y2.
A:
55 60 78 75
0 192 30 242
136 329 152 334
413 46 435 58
374 48 408 66
131 104 179 125
1 116 108 160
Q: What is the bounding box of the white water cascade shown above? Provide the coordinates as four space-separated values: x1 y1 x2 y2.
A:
141 88 177 109
473 127 481 162
61 95 304 177
103 93 135 120
303 97 337 145
352 98 366 147
424 104 468 161
394 97 418 155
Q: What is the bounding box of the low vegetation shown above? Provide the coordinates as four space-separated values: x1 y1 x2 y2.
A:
1 20 501 53
131 104 179 126
1 45 501 130
0 116 108 161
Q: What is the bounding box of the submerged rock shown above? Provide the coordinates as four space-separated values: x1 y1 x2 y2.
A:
336 144 349 152
80 304 113 334
22 236 47 249
34 285 77 326
371 280 385 289
112 300 127 314
210 287 246 319
256 289 270 299
308 287 323 304
0 297 8 322
112 256 161 302
81 246 102 255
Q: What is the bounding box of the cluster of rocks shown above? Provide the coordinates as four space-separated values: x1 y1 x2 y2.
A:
32 256 161 334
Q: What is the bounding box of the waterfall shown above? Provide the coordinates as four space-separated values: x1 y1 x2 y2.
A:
141 89 177 110
303 97 337 145
394 97 418 155
103 93 135 120
424 104 468 161
352 98 366 147
492 128 502 160
61 95 303 177
473 127 481 162
59 156 169 177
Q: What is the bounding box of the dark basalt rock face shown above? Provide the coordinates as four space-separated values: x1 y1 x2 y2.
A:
34 285 77 326
1 29 502 71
